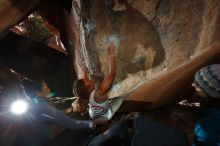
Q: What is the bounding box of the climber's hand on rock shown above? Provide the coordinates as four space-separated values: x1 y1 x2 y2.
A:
108 42 116 55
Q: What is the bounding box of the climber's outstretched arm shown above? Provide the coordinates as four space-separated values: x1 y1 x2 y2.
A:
95 42 116 99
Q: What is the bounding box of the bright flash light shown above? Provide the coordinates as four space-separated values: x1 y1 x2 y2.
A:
10 100 28 115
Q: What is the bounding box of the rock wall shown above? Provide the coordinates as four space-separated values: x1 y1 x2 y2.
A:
0 0 219 105
78 0 220 98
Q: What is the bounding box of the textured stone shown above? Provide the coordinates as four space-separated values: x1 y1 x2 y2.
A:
78 0 220 103
11 13 66 54
0 0 220 108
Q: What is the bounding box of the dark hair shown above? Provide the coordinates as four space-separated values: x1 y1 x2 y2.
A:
21 79 43 98
73 79 89 99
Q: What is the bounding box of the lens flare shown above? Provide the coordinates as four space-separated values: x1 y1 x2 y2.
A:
10 100 28 115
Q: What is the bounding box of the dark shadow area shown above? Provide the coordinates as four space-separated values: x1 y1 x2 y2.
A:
10 0 41 11
10 0 73 12
0 31 75 96
48 115 188 146
47 129 93 146
118 100 153 112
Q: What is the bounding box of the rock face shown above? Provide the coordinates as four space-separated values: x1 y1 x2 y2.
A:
0 0 220 108
11 13 66 54
76 0 220 100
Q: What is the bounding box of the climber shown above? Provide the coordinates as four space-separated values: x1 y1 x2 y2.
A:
192 64 220 146
69 41 123 124
11 79 94 146
88 41 117 123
